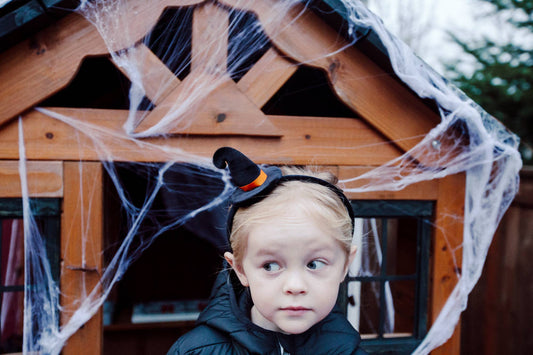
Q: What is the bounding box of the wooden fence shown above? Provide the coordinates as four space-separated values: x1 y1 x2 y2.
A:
461 166 533 354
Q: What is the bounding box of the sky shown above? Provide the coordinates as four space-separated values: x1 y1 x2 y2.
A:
365 0 533 75
365 0 486 74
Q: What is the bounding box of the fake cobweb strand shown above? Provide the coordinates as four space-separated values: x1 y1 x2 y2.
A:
16 0 522 354
17 114 234 353
341 1 521 353
19 118 61 353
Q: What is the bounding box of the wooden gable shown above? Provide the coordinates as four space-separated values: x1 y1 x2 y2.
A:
0 0 441 161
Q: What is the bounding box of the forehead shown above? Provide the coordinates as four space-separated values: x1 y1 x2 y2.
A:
253 202 330 229
245 209 343 252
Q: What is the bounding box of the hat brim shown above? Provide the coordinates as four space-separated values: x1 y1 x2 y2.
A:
230 166 283 206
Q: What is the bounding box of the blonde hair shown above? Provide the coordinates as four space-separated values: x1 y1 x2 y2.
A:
229 167 353 264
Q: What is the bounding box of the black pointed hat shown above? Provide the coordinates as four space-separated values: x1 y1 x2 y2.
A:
213 147 282 205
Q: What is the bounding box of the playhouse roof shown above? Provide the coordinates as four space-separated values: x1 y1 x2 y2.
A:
0 1 387 59
0 0 518 157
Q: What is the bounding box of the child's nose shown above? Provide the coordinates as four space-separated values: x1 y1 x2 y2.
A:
283 271 307 294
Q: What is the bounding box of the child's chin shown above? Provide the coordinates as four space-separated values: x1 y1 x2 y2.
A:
278 324 313 335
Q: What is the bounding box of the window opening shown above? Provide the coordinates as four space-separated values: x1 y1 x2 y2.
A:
261 65 359 117
343 200 433 354
40 56 135 109
102 163 226 354
0 198 61 354
146 7 193 81
228 9 271 82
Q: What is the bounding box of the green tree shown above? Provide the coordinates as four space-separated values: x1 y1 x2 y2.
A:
446 0 533 164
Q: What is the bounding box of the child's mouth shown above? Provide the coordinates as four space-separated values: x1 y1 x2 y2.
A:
281 307 311 316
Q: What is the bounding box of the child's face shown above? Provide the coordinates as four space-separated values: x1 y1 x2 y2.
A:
225 209 357 335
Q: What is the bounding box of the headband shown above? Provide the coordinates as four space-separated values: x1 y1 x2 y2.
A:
213 147 355 236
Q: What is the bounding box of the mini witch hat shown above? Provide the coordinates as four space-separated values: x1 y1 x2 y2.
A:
213 147 282 206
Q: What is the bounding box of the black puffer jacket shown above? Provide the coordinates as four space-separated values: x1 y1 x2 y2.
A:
167 268 367 355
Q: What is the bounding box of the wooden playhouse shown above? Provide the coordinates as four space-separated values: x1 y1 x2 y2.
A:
0 0 468 354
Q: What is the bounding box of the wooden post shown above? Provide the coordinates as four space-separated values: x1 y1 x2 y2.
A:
110 43 181 106
430 173 465 354
60 162 103 355
236 47 297 108
192 2 229 74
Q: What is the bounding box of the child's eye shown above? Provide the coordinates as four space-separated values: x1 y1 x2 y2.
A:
307 260 326 270
263 262 280 272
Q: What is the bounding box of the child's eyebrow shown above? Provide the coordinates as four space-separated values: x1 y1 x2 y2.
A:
305 241 337 252
254 243 338 258
253 248 278 257
308 248 336 258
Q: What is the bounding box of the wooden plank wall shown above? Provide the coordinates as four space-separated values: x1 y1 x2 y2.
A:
461 167 533 354
430 174 465 355
61 162 104 355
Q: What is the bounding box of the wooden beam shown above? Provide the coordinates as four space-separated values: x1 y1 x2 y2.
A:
110 43 181 106
79 0 204 54
0 108 402 165
221 0 441 153
430 173 465 355
0 0 205 127
236 47 297 108
133 4 275 136
61 162 104 355
133 74 281 136
337 166 439 200
0 12 107 127
0 160 63 197
191 2 229 74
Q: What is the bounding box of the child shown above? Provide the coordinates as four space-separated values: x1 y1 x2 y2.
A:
168 147 367 355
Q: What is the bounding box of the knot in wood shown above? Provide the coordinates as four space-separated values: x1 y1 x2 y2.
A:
29 38 46 55
216 113 227 123
328 59 341 82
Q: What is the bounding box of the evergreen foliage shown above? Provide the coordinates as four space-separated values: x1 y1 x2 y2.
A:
446 0 533 163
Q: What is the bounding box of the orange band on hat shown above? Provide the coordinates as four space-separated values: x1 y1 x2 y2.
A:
239 170 267 192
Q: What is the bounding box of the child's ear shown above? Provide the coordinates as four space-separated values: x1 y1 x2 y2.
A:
224 251 249 287
342 245 358 279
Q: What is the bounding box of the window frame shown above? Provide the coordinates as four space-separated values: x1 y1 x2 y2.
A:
0 198 61 344
341 200 433 354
